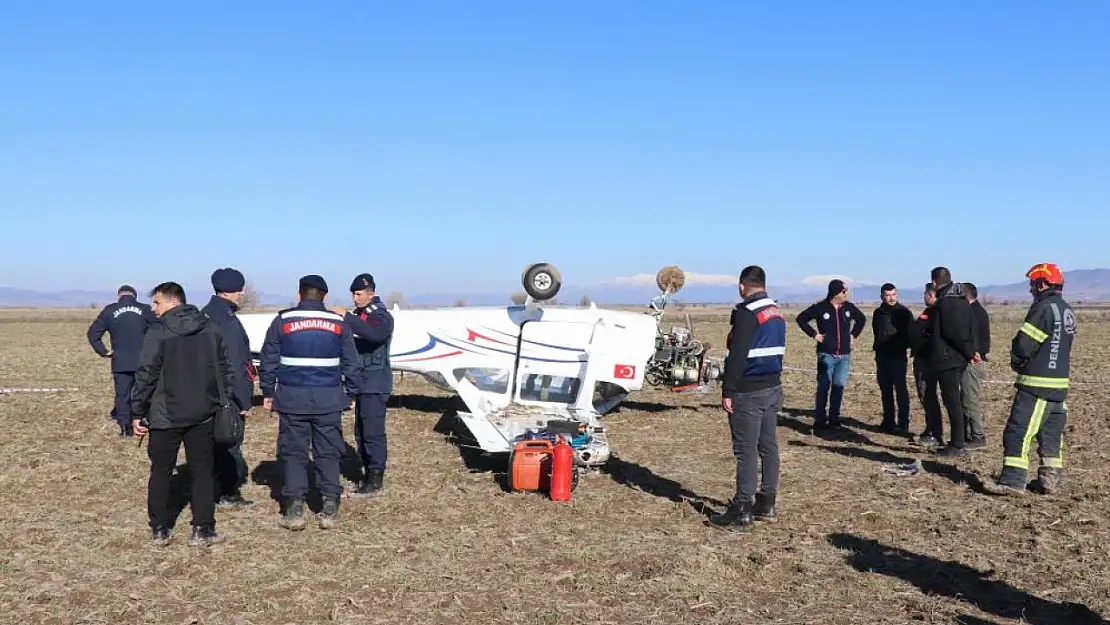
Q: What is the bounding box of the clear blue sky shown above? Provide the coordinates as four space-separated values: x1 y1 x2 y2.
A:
2 1 1107 297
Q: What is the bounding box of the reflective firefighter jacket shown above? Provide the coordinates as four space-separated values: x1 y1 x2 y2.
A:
1010 287 1077 402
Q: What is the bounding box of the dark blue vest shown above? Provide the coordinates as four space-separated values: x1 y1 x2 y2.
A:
742 296 786 377
277 308 345 387
357 300 392 374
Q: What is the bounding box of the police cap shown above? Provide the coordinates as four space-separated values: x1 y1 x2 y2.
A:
350 273 376 292
299 274 328 293
211 267 245 293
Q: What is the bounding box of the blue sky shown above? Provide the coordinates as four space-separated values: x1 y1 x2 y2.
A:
1 1 1107 297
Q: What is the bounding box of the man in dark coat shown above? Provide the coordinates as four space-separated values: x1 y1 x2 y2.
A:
131 282 231 547
201 267 255 509
334 273 394 496
87 284 155 436
928 267 980 458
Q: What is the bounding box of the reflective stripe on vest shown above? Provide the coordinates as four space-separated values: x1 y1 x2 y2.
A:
280 356 341 367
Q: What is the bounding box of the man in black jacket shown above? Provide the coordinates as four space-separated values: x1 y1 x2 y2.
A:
86 285 156 436
201 267 255 509
962 283 991 449
909 284 944 446
928 267 980 457
872 283 914 435
795 279 867 431
131 282 231 547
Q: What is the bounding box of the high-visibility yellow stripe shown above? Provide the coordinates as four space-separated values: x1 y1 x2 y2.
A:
1019 398 1047 470
1015 374 1069 389
1042 457 1063 468
1004 456 1029 469
1020 322 1048 343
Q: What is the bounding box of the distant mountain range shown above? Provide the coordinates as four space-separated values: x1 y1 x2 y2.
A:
3 268 1109 308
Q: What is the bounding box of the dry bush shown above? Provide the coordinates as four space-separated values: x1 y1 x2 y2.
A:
510 292 527 305
386 291 405 307
239 280 261 310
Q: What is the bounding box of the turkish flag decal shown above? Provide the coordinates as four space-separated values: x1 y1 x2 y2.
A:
613 364 636 379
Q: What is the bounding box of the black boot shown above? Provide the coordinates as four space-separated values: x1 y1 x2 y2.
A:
216 491 255 510
279 498 306 531
354 469 384 497
1037 467 1063 493
708 499 753 530
150 525 173 546
318 496 340 529
188 524 225 547
752 492 777 521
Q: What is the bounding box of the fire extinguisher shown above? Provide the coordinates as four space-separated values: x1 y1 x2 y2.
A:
550 434 574 501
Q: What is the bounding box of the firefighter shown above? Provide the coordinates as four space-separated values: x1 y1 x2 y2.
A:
983 263 1076 496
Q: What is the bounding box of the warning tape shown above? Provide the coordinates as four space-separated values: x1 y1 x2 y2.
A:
0 387 81 394
780 365 1105 388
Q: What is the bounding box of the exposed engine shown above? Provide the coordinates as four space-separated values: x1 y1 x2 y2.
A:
643 266 724 390
646 322 723 388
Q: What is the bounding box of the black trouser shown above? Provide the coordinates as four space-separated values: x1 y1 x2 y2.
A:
147 418 216 530
214 440 248 499
998 389 1067 486
876 355 910 429
726 384 783 505
936 365 967 448
913 357 943 440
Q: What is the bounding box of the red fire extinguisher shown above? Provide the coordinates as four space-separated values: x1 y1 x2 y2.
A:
549 434 574 502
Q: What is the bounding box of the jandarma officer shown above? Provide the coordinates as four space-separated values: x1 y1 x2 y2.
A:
86 284 156 437
333 272 395 496
259 274 361 530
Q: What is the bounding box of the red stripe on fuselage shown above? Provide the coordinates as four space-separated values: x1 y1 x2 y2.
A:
466 329 515 346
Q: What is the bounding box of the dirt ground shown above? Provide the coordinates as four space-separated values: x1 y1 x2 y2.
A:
1 304 1108 625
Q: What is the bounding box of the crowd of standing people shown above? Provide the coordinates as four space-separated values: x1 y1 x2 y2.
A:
86 268 395 546
85 261 1076 541
713 263 1077 529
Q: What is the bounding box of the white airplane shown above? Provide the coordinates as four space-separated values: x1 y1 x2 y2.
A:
237 263 672 470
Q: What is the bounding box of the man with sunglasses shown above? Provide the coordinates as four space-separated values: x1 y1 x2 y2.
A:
796 279 867 431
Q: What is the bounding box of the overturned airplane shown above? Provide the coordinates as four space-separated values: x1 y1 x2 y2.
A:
237 263 712 473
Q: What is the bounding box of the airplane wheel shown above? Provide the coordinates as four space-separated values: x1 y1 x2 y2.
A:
522 263 562 301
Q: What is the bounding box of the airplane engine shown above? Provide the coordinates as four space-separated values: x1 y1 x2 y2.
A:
644 265 724 390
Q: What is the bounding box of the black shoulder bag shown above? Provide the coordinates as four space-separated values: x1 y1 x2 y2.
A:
213 354 245 446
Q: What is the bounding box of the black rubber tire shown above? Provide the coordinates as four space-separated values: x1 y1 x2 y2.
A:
522 263 562 301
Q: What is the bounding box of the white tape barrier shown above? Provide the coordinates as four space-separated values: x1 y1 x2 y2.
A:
0 387 80 394
781 365 1105 388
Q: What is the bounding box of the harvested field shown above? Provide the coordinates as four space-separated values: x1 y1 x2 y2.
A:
1 304 1109 625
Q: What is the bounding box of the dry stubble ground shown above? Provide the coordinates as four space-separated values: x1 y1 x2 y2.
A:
1 305 1109 625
